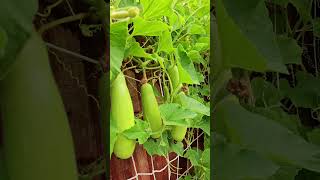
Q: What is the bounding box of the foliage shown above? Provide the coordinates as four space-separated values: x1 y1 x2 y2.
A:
213 0 320 179
110 0 210 178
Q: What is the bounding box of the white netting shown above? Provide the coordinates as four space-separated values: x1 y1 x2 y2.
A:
127 131 204 180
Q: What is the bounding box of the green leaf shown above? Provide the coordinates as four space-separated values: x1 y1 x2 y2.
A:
176 45 200 84
110 21 128 81
187 24 206 35
281 71 320 108
182 175 192 180
199 85 210 97
154 54 165 69
213 143 279 180
290 0 312 22
125 37 153 58
158 29 174 53
159 103 197 126
201 148 210 168
123 118 151 144
197 37 210 44
212 69 232 104
177 92 210 116
188 50 205 64
268 165 301 180
194 42 209 52
307 129 320 146
132 17 169 36
251 77 283 106
118 0 138 7
216 0 287 73
215 95 320 173
140 0 173 19
276 35 302 65
143 138 169 156
190 115 210 135
247 106 302 136
159 130 169 147
0 0 37 79
168 11 185 31
170 141 184 156
184 148 201 166
196 71 205 83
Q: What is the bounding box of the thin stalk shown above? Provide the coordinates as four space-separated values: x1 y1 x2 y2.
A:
38 13 88 34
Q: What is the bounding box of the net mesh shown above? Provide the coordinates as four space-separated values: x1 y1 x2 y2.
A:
127 131 204 180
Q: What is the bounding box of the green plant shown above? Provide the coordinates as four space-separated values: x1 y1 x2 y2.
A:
213 0 320 179
110 0 210 178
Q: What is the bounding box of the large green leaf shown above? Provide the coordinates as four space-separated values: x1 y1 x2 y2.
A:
123 118 151 144
159 103 197 126
176 45 200 84
290 0 312 22
132 17 169 36
187 23 206 35
268 165 301 180
157 29 174 53
251 77 283 106
140 0 173 19
247 106 302 136
0 0 37 79
213 142 279 180
276 35 302 65
281 71 320 108
124 37 152 58
216 0 287 73
308 129 320 146
176 92 210 116
215 95 320 172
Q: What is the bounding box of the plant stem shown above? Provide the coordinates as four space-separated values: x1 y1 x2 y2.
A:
38 13 88 34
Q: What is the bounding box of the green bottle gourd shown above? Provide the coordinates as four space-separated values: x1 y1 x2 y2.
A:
163 85 170 103
172 92 188 142
0 33 78 180
127 7 140 17
168 65 188 142
111 10 130 19
141 83 163 138
111 72 136 159
168 65 180 90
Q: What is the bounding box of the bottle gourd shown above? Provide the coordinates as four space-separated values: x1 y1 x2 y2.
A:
168 65 188 142
0 33 78 180
111 72 136 159
141 83 163 138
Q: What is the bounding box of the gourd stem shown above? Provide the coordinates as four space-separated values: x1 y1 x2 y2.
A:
38 13 88 35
